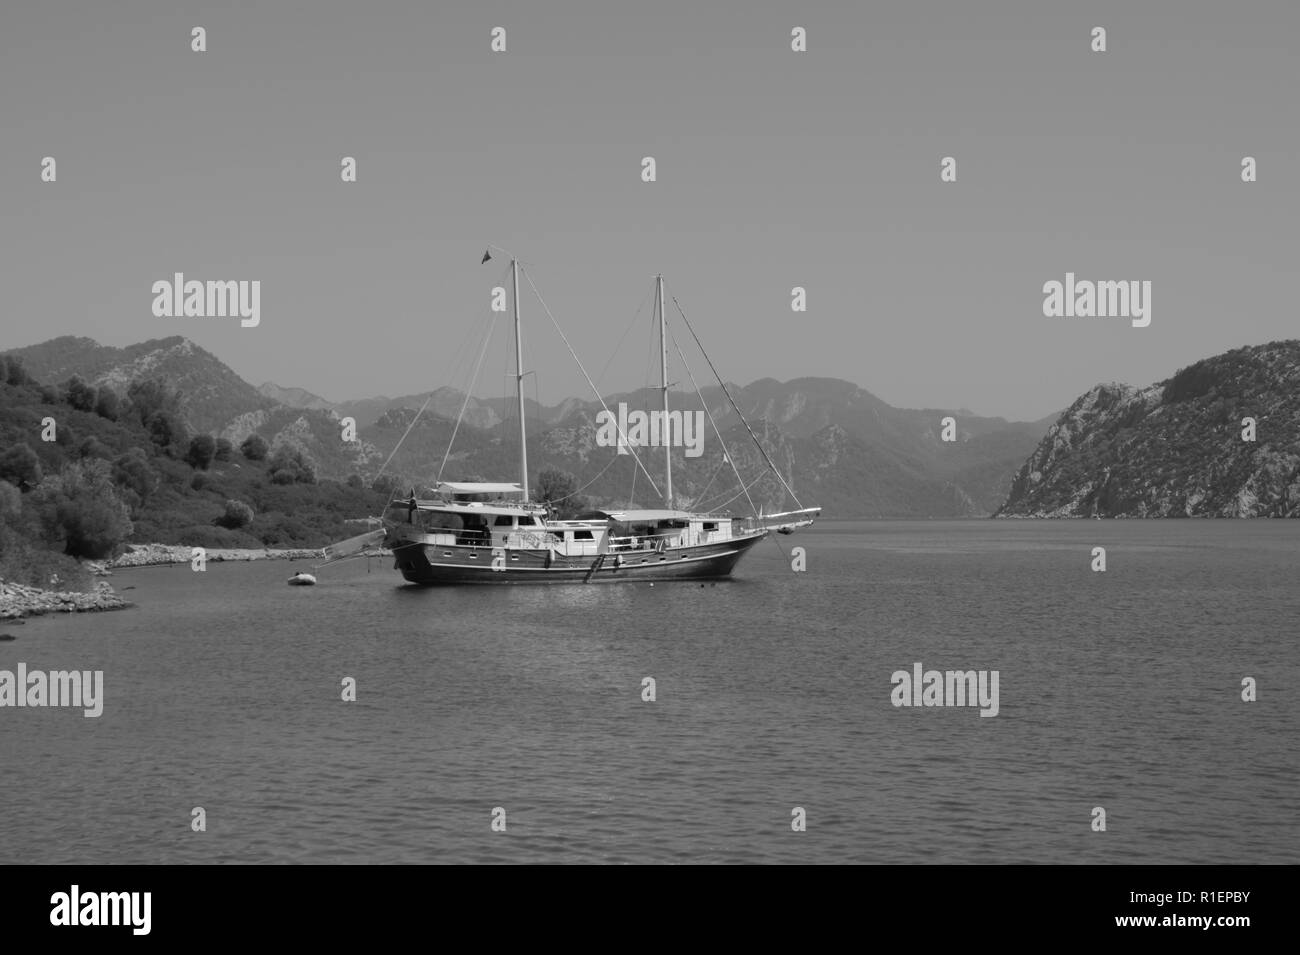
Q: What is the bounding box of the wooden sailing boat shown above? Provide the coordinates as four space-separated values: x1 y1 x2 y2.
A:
380 255 819 584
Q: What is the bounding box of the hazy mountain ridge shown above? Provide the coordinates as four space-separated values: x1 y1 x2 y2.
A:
3 336 1051 517
7 336 272 433
257 382 334 411
996 341 1300 517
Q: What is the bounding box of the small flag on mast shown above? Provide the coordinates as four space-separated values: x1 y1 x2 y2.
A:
481 249 492 264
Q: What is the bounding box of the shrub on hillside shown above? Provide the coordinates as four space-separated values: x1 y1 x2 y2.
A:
240 433 269 461
269 444 317 485
216 499 254 529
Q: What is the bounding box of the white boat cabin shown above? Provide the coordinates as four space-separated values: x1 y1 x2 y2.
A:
385 483 743 556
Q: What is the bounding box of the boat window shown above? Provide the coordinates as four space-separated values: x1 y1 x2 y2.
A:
574 530 594 541
519 515 537 526
703 522 718 532
493 515 514 527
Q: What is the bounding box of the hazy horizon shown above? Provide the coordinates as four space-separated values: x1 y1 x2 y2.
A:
3 1 1296 420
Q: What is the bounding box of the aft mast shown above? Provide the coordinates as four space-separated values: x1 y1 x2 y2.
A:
657 274 672 508
512 257 530 501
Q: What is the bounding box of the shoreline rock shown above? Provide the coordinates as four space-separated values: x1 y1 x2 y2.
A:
107 543 326 568
0 580 131 620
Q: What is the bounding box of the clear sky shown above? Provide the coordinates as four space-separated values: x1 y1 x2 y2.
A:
2 1 1296 420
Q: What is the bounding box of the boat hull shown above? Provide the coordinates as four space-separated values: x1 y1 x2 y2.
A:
389 531 768 585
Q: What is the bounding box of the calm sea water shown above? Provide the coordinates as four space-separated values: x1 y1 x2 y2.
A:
1 521 1296 864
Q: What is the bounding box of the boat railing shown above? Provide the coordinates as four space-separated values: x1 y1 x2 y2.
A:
505 531 561 549
607 533 680 553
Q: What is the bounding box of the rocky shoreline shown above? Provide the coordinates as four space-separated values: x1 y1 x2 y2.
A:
0 543 388 621
0 580 130 621
106 543 324 568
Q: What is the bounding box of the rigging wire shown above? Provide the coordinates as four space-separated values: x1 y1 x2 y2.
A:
669 294 805 510
663 287 759 518
372 263 508 491
431 260 511 485
520 264 663 501
435 303 501 485
596 282 653 389
705 469 774 512
691 454 728 506
540 452 620 507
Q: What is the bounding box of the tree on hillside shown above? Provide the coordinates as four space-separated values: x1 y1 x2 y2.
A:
111 448 158 513
214 437 234 462
0 480 28 565
240 433 269 461
63 375 98 412
145 410 187 457
0 479 20 516
94 388 121 421
78 437 112 460
536 466 587 517
2 356 32 387
35 458 134 559
128 378 185 456
0 444 43 491
185 434 217 470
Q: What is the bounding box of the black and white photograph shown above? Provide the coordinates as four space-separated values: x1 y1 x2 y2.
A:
0 0 1293 935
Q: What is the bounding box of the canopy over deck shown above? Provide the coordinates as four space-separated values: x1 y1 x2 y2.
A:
577 509 703 523
435 482 526 495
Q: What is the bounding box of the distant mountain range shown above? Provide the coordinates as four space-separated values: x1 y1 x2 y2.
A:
996 341 1300 517
2 335 1054 517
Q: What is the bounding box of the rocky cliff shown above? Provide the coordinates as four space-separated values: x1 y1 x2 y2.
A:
996 341 1300 517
